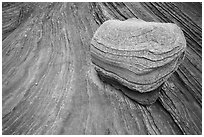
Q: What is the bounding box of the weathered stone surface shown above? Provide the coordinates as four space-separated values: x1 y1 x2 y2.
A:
96 65 163 105
2 2 36 40
91 19 186 96
2 2 201 135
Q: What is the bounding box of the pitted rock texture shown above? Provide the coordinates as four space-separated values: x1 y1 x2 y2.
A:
91 19 186 94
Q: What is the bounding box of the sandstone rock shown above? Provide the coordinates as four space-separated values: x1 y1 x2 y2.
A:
2 2 201 134
96 65 163 105
91 19 186 104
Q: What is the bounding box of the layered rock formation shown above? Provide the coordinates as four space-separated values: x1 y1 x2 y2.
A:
2 2 36 40
91 19 186 104
2 2 201 135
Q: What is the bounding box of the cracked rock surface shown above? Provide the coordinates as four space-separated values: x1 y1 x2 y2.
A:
2 2 202 135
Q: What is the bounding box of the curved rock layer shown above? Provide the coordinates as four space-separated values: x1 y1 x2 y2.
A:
2 2 202 135
2 2 36 40
96 66 163 105
91 19 186 93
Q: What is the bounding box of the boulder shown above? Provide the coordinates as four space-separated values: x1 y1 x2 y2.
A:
91 19 186 104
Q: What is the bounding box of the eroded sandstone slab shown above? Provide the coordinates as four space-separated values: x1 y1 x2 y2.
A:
91 18 186 104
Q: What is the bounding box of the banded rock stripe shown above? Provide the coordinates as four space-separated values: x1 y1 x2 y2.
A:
2 2 36 40
91 19 186 103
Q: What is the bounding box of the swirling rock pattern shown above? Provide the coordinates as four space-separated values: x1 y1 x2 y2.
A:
2 2 201 135
2 2 36 40
91 19 186 104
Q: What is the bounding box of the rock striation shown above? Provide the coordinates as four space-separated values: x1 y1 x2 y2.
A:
2 2 201 134
91 18 186 104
